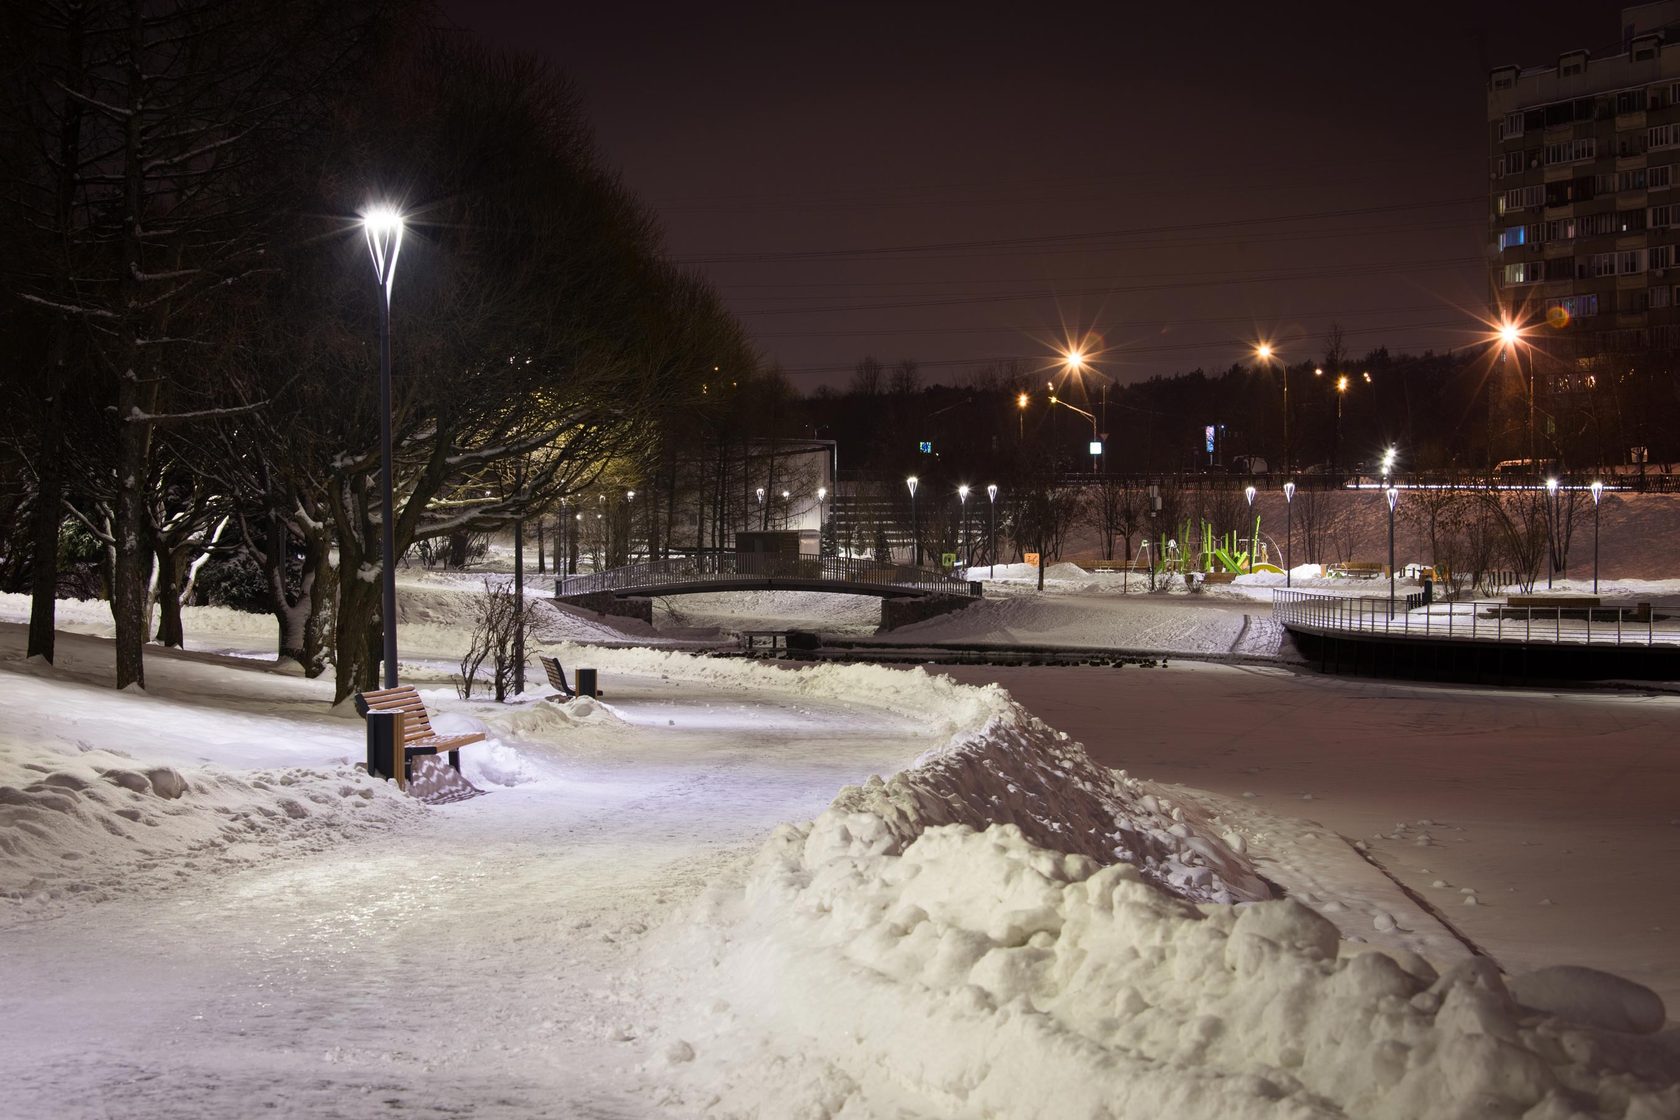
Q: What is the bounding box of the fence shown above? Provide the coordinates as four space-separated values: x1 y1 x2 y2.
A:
557 553 980 598
1271 589 1673 648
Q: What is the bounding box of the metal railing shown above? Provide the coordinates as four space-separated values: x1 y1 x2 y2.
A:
1272 590 1673 648
558 553 980 598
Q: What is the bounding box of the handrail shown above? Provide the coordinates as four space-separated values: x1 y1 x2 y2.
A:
1271 589 1671 648
557 554 980 599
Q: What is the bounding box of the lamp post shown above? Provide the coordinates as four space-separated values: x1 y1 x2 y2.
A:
1063 347 1113 472
1283 481 1296 587
362 205 405 689
958 484 971 568
1497 318 1535 470
1591 480 1603 592
987 484 998 578
1545 477 1558 589
1386 486 1399 607
907 475 920 566
1016 391 1028 441
816 486 828 557
1244 485 1257 572
1255 342 1290 473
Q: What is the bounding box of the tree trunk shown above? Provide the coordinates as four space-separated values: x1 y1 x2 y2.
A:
153 542 185 647
333 570 383 703
113 374 153 689
26 387 65 662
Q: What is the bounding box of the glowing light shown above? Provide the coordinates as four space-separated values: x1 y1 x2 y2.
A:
1244 485 1256 506
1064 349 1085 372
958 484 970 500
1283 481 1296 502
1255 343 1275 363
987 484 998 502
1497 318 1524 348
1380 446 1397 474
1591 480 1604 504
1545 477 1559 495
906 476 918 497
360 205 405 291
817 487 827 501
1336 375 1349 392
1016 392 1029 410
1386 486 1399 512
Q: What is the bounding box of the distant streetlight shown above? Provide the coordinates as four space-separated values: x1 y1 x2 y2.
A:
1254 341 1290 473
1283 481 1296 587
1495 315 1536 469
1386 486 1399 606
817 486 828 553
1062 345 1115 473
986 484 998 578
1048 390 1100 471
1016 391 1029 441
1244 485 1257 572
1380 445 1397 482
1545 477 1559 589
958 484 971 568
1591 480 1604 592
907 475 920 566
362 204 405 689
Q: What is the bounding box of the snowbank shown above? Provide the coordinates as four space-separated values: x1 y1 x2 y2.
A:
0 742 420 921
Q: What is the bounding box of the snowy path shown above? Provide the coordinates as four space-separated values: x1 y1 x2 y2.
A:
1 675 936 1119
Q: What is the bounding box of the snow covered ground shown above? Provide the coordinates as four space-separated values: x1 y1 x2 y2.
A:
3 574 1678 1117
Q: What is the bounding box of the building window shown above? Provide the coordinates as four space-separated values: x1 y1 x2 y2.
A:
1503 151 1526 176
1652 204 1673 227
1651 165 1674 191
1652 285 1672 309
1502 185 1544 213
1652 245 1673 270
1498 226 1527 250
1578 212 1615 236
1543 217 1577 241
1651 124 1679 150
1547 293 1600 319
1619 289 1649 313
1560 53 1586 78
1504 111 1523 136
1619 167 1649 192
1620 249 1646 274
1652 87 1670 111
1617 89 1645 114
1617 209 1649 233
1503 262 1546 285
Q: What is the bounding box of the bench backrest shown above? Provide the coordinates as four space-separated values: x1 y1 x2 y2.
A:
539 655 572 694
355 685 438 744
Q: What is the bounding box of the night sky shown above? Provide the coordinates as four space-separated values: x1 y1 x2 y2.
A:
446 1 1616 389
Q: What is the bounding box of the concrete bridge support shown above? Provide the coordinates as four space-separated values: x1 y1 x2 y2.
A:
880 594 977 631
556 591 653 625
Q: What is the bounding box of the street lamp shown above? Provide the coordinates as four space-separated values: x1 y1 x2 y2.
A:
907 475 920 566
986 484 998 578
1047 390 1100 471
1496 316 1535 470
1545 477 1559 589
817 486 827 556
1063 346 1113 472
1016 391 1029 441
362 204 405 689
958 484 971 568
1386 485 1399 607
1244 485 1256 572
1591 480 1603 592
1283 481 1296 587
1255 342 1289 474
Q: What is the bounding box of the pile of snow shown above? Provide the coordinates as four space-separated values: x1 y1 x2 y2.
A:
0 741 420 921
634 665 1676 1118
830 701 1269 904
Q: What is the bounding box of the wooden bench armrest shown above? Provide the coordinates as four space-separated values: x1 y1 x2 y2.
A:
406 732 487 755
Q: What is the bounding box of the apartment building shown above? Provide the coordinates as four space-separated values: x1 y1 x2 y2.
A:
1489 2 1680 355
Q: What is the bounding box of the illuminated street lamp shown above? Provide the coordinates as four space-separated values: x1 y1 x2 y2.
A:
1386 486 1399 606
1283 481 1296 587
907 475 920 566
986 484 998 578
1244 485 1257 572
817 486 828 554
1591 480 1604 592
1380 445 1397 482
958 484 971 568
362 204 405 688
1016 391 1029 441
1495 316 1536 470
1545 477 1559 589
1254 342 1290 473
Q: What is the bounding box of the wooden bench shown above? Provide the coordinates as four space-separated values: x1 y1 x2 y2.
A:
354 686 486 791
1088 558 1151 573
539 655 576 700
1328 561 1384 579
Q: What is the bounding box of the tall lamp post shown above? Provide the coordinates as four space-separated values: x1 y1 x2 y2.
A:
1544 477 1558 589
986 484 998 578
1283 481 1296 587
907 475 920 566
1244 485 1257 572
362 205 405 689
1497 318 1535 469
957 484 971 568
1255 342 1289 474
1386 486 1399 607
816 486 827 548
1591 481 1603 592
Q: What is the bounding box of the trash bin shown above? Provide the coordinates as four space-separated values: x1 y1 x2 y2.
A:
575 667 599 698
1420 577 1433 605
366 709 402 782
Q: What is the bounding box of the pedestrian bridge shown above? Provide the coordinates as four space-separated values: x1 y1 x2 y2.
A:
555 554 981 629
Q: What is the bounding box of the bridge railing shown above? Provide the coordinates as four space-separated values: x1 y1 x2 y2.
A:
557 554 981 598
1272 589 1674 648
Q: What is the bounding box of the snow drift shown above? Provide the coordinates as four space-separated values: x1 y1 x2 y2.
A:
648 686 1678 1119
